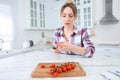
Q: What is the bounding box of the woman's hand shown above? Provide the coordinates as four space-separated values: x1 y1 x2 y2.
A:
57 41 73 52
52 45 59 53
53 42 86 56
52 41 73 53
53 48 59 53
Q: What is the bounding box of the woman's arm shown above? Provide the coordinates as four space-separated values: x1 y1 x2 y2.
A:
57 28 95 57
80 28 95 57
69 44 87 55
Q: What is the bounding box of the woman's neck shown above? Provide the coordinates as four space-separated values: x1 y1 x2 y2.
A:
64 25 74 33
63 26 74 41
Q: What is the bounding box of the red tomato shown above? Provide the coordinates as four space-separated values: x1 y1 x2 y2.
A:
62 66 67 72
48 69 54 75
53 72 60 77
49 64 56 68
66 65 72 71
70 63 76 69
57 67 62 73
40 64 46 68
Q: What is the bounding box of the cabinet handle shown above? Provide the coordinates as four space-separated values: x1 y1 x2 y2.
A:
104 49 111 51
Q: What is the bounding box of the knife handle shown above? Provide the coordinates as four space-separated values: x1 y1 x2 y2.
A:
52 46 57 49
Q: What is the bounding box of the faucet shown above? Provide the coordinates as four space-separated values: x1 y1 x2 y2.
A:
0 39 4 51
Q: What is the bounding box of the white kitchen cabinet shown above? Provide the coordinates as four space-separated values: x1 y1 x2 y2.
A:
23 0 45 29
94 45 120 58
74 0 93 28
95 45 120 53
22 0 94 30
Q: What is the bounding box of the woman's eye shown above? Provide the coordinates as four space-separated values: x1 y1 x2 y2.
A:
69 15 73 18
62 15 73 18
63 15 66 17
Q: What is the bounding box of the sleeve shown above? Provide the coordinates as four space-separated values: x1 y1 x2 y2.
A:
53 30 59 45
82 28 95 58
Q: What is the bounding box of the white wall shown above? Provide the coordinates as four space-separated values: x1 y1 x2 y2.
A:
45 0 63 29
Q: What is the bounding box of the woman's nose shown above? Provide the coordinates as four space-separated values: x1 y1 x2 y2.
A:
65 16 70 21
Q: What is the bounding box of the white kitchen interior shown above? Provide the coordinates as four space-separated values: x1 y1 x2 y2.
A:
0 0 120 80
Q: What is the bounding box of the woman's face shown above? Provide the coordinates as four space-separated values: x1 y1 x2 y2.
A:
61 7 76 28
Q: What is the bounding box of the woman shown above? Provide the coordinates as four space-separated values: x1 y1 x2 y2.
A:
53 1 95 58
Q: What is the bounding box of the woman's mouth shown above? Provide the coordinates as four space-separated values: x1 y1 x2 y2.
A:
65 23 70 25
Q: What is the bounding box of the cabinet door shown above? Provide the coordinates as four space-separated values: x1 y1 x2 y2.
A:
95 45 120 58
23 0 45 29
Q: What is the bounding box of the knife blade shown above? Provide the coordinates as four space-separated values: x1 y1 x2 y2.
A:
116 71 120 74
99 73 111 80
107 71 120 77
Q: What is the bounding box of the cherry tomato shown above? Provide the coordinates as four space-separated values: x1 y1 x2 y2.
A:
66 65 72 71
62 66 67 72
57 67 62 73
70 63 76 69
40 64 46 68
49 64 56 68
48 69 54 75
53 72 60 77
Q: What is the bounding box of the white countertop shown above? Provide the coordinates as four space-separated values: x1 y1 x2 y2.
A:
0 45 120 80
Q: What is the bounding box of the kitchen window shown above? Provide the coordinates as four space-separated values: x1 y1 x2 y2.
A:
74 0 93 28
0 4 13 51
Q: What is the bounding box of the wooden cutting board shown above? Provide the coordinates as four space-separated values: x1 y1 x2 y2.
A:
31 62 86 78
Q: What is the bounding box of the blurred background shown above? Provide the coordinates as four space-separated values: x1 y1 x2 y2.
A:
0 0 120 51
